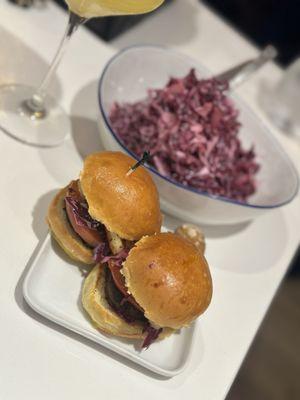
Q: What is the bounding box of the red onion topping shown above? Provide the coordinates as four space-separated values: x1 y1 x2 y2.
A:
65 196 101 230
93 246 129 265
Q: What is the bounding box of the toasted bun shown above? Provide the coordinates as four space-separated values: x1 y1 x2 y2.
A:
82 265 173 339
80 152 162 241
122 233 212 329
47 184 94 265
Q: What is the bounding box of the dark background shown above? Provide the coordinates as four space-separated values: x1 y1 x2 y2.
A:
205 0 300 66
54 0 300 66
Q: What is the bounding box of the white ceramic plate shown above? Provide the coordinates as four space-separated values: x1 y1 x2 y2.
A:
23 234 196 377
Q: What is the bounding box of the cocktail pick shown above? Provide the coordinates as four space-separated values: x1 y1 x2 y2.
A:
126 151 150 176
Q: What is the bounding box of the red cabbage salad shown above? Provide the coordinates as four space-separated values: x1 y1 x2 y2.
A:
109 69 259 202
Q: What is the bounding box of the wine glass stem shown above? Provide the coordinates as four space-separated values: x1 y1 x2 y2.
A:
23 11 86 119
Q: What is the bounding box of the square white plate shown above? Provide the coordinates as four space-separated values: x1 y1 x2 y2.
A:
23 234 196 377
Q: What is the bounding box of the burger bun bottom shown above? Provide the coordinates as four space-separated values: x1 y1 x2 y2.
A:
82 265 174 340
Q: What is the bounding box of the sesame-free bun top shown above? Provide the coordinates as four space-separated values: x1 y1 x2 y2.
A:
80 151 162 241
122 233 212 329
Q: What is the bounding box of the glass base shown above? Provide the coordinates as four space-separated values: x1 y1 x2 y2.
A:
0 84 70 147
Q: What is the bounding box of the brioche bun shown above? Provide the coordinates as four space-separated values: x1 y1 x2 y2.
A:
122 233 212 329
82 265 173 339
47 184 94 264
80 151 162 241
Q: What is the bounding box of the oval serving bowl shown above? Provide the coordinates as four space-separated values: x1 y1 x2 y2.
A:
98 45 299 225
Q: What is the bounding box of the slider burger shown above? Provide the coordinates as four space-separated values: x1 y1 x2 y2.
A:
82 232 212 348
47 151 162 265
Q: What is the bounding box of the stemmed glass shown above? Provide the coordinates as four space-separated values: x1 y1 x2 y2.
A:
0 0 164 147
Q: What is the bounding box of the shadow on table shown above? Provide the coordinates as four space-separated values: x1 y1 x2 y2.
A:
36 79 101 186
0 25 61 99
111 0 200 49
31 189 58 240
70 80 103 159
35 80 101 186
207 210 288 274
0 25 62 145
164 213 252 238
164 209 288 274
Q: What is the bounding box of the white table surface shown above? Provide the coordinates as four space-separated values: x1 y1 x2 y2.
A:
0 1 299 399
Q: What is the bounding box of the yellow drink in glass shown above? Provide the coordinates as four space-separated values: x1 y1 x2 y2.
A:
66 0 165 18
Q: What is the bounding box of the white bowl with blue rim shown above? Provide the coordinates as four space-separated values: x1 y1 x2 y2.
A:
97 45 299 225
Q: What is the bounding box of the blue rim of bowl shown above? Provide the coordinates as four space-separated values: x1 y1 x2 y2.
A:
98 44 299 210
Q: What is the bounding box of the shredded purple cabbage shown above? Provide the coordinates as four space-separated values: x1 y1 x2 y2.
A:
109 69 260 201
142 325 163 349
65 196 101 230
93 242 110 263
93 246 129 266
